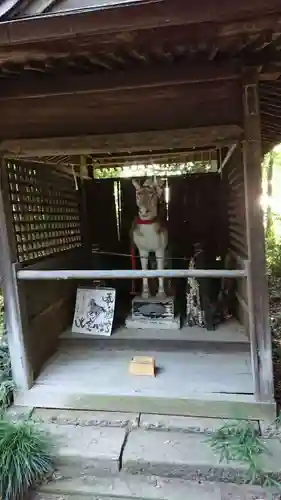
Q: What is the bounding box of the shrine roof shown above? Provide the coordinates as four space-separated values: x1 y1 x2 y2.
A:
0 0 280 154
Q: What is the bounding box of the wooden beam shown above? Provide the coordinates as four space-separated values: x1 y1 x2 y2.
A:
0 60 278 102
242 68 274 402
219 14 281 38
259 66 281 81
0 125 243 157
0 0 280 46
0 61 240 101
92 152 217 168
14 389 276 423
91 147 216 163
219 143 238 172
9 147 216 168
17 268 247 280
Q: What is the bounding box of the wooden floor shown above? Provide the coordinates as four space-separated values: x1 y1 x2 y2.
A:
34 343 253 398
14 320 265 418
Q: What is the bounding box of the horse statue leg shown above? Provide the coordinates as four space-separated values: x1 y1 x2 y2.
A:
139 249 150 298
155 248 166 298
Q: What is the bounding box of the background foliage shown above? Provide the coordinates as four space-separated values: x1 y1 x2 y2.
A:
263 148 281 275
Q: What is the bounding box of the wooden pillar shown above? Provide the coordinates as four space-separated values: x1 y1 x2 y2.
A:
242 68 274 402
0 159 32 391
79 156 92 265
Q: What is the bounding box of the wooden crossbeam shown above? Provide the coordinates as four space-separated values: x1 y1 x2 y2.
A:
0 0 280 46
91 151 217 168
0 61 239 100
0 59 280 101
0 125 243 157
0 59 278 102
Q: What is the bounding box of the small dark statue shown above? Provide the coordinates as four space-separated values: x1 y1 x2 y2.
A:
186 243 236 330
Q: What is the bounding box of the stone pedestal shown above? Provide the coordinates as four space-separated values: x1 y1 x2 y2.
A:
125 295 180 330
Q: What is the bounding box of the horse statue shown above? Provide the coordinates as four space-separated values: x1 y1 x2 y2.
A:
131 178 168 299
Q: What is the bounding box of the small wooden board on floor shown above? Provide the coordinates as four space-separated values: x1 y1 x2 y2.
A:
129 356 156 376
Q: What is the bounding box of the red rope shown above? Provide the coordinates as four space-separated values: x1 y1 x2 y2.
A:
135 217 156 225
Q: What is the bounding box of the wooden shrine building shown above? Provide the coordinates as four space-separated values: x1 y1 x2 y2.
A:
0 0 281 426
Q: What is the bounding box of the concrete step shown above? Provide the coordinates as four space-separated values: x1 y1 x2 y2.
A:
46 424 127 477
30 407 260 435
8 407 279 498
37 475 276 500
37 420 281 484
121 429 281 483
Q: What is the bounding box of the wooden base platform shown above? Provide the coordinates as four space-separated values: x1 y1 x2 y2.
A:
14 321 276 423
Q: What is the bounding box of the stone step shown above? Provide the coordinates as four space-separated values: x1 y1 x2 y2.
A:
37 475 275 500
121 429 280 483
30 408 260 435
38 420 281 484
37 475 225 500
45 424 127 477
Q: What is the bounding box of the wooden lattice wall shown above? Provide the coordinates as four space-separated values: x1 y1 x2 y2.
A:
2 159 83 378
6 160 82 264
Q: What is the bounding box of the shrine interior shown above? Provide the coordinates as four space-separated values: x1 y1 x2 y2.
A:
0 0 279 420
3 142 254 409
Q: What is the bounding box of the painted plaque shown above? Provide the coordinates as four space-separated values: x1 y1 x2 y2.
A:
72 287 116 336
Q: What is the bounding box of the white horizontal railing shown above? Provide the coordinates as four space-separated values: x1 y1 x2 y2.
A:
16 268 247 280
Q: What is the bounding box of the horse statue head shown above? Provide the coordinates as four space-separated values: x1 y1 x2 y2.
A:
132 178 165 221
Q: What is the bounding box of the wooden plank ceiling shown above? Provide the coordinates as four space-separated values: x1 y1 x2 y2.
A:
0 0 280 166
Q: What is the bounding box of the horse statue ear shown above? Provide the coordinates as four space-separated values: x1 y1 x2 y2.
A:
132 179 141 190
153 178 165 198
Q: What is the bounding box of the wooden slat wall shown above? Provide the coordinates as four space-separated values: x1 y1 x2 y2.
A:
222 147 249 330
3 158 84 379
22 249 82 378
223 148 247 259
168 174 226 262
86 179 119 251
231 250 249 335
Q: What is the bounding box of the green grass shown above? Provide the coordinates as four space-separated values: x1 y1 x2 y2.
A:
0 336 14 410
207 419 281 489
0 293 14 409
0 294 53 498
0 415 54 500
